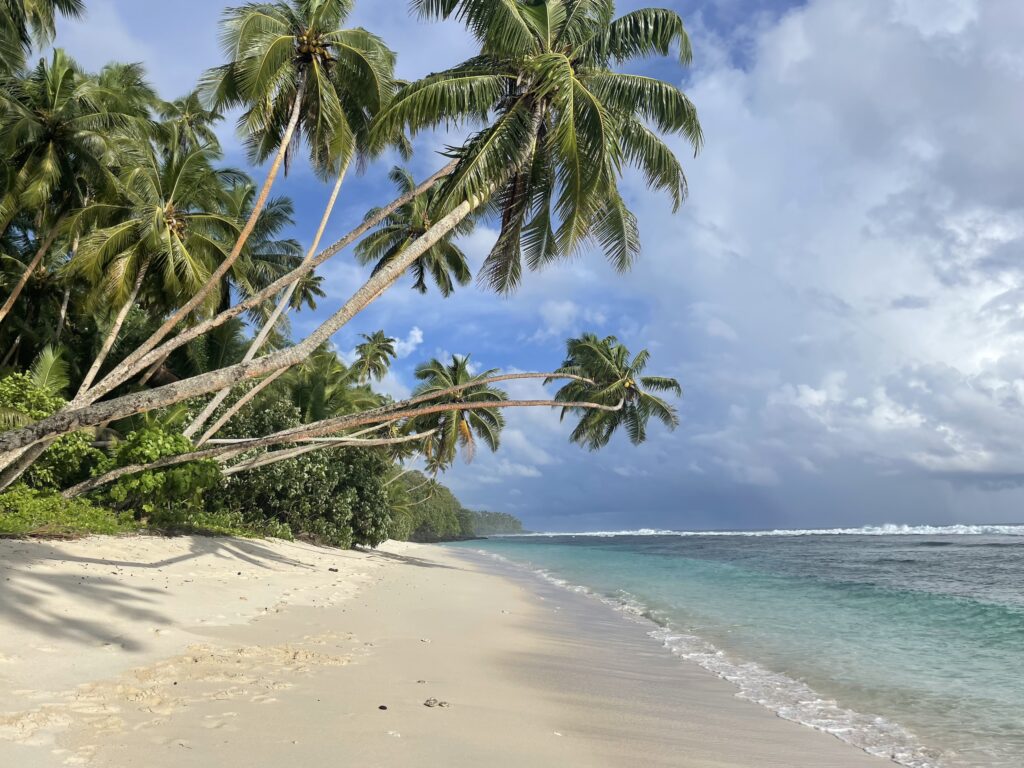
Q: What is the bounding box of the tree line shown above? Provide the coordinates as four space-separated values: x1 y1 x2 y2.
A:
0 0 700 546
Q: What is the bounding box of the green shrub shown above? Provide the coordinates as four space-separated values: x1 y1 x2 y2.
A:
0 485 138 538
206 393 393 548
0 373 105 489
98 425 221 518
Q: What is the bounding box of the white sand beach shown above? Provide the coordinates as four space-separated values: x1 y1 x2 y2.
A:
0 536 893 767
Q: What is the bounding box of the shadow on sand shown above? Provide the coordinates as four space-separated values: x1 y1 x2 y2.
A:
0 537 317 652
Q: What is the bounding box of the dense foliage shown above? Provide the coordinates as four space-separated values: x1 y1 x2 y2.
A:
0 0 692 545
0 370 103 488
207 390 393 547
469 510 525 536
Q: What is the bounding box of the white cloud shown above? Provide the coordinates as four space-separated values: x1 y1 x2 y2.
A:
529 299 607 342
394 327 424 359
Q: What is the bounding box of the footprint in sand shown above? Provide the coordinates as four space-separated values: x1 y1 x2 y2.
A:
201 713 239 730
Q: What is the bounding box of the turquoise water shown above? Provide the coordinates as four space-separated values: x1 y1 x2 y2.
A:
449 527 1024 767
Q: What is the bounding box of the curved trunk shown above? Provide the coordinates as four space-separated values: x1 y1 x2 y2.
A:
0 335 20 368
221 430 438 477
85 161 458 405
184 161 350 440
62 393 622 498
194 368 286 446
0 222 64 328
76 258 151 397
0 197 481 458
54 286 71 342
107 85 306 387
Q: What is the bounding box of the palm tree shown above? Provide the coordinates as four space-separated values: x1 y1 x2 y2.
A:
131 0 397 361
287 347 381 423
0 50 139 326
60 338 675 498
157 0 399 441
355 166 475 296
0 1 701 468
93 61 160 120
66 142 241 395
158 91 224 154
548 333 681 449
409 355 507 471
0 0 84 73
215 180 318 325
353 330 396 383
378 0 702 292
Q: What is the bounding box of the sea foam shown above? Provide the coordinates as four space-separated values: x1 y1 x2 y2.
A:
472 548 946 768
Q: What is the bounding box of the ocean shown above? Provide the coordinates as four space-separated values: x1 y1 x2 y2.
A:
448 526 1024 767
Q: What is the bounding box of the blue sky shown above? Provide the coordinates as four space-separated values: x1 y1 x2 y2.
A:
54 0 1024 531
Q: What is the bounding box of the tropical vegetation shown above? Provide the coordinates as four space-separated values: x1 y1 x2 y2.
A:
0 0 698 546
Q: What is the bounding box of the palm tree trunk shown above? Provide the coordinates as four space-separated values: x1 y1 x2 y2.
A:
383 467 416 488
54 285 71 342
405 477 436 496
183 160 351 440
222 430 437 477
137 352 170 387
76 258 151 398
86 161 458 405
0 222 64 328
61 395 622 498
194 368 286 446
0 335 20 368
114 85 307 380
0 196 482 458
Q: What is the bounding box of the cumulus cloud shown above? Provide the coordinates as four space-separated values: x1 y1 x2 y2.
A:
394 327 425 359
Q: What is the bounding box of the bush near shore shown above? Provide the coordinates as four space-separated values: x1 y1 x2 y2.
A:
0 355 522 546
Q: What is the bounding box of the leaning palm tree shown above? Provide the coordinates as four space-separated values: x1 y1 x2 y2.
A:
168 0 398 440
0 1 700 474
377 0 702 292
66 142 241 396
355 166 475 296
409 355 507 471
0 50 137 326
0 0 84 74
352 330 397 383
59 334 678 498
548 333 681 449
130 0 397 361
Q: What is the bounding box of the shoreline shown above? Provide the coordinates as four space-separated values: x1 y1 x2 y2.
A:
463 544 936 767
1 535 892 766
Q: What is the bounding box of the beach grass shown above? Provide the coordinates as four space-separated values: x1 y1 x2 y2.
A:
0 486 139 538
